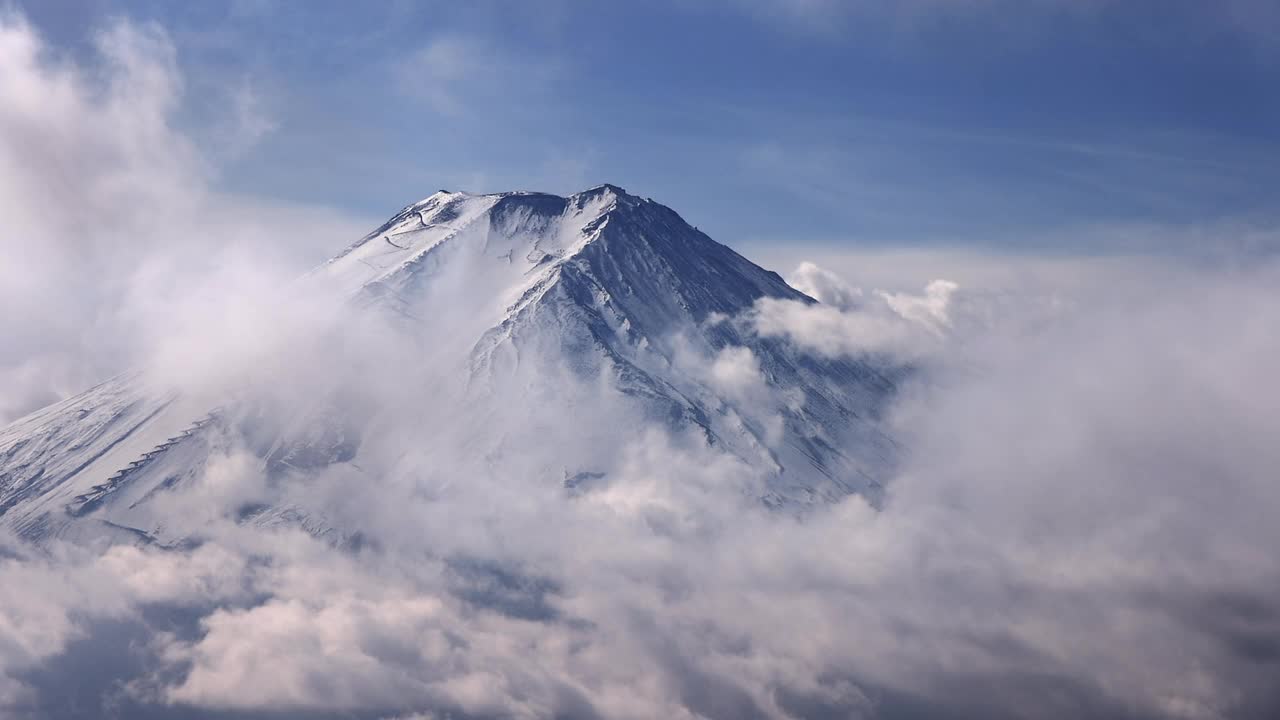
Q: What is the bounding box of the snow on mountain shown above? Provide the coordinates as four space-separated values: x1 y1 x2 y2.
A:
0 185 900 546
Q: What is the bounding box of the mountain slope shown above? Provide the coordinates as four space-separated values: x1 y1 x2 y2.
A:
0 185 899 545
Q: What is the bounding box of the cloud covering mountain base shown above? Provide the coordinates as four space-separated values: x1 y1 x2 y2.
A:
4 259 1279 720
2 12 1279 720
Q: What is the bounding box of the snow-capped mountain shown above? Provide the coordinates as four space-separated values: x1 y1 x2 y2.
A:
0 185 899 546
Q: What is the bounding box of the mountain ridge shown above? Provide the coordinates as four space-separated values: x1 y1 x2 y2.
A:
0 185 900 546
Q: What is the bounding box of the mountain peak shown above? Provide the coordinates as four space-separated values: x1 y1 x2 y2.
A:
318 184 800 312
578 183 630 198
415 184 634 204
552 184 634 214
1 183 899 545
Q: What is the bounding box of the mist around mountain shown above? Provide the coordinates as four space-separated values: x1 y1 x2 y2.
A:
0 184 906 550
1 181 1278 720
3 13 1280 720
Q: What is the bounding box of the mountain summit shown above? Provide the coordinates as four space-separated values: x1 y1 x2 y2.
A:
0 186 898 546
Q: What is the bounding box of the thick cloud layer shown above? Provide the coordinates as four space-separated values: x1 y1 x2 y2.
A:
2 11 1279 720
6 256 1280 720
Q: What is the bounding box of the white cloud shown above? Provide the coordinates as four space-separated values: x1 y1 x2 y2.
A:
787 260 863 309
0 13 369 425
748 265 963 360
708 346 766 398
3 254 1280 719
878 278 957 332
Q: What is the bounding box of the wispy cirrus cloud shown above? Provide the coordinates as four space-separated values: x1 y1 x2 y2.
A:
731 0 1280 47
395 33 560 117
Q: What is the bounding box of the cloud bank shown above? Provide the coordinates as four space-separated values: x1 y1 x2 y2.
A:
5 254 1279 720
1 11 1279 720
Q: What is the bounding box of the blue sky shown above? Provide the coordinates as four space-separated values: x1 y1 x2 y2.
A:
19 0 1280 253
